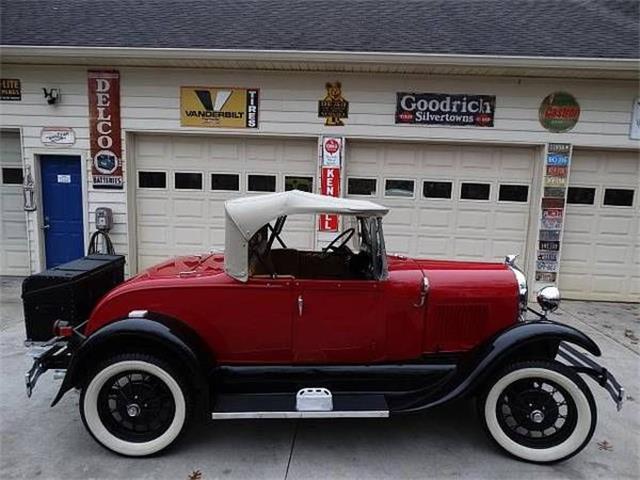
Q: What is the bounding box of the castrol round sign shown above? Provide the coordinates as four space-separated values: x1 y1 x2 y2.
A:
539 92 580 133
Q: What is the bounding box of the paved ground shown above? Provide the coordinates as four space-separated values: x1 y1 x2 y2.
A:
1 276 638 480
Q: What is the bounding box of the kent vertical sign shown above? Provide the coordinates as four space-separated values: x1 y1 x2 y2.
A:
88 71 123 189
318 137 344 232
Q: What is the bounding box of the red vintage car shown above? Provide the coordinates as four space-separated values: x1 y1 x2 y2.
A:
25 190 623 462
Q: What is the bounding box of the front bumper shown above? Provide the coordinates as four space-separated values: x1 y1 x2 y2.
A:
558 341 625 411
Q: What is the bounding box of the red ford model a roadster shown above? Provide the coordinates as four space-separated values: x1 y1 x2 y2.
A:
24 190 623 462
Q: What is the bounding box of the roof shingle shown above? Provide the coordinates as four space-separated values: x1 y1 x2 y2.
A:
1 0 638 59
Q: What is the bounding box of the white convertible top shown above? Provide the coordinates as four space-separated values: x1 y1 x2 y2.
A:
224 190 388 281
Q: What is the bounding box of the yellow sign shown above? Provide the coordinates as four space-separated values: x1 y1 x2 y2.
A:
180 87 259 128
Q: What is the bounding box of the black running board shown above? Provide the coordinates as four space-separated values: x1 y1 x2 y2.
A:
211 393 389 419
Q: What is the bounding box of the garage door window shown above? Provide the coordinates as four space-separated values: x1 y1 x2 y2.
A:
348 177 377 196
567 187 595 205
211 173 240 191
603 188 634 207
248 174 276 192
174 172 203 190
285 176 313 193
1 167 23 185
385 179 415 198
498 184 529 202
423 181 452 199
460 182 490 200
138 171 166 189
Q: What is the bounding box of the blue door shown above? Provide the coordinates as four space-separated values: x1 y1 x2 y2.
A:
41 155 84 268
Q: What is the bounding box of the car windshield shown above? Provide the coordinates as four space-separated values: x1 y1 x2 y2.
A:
247 215 387 281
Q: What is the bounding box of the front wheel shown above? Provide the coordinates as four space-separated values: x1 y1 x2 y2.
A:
478 360 597 464
80 353 191 457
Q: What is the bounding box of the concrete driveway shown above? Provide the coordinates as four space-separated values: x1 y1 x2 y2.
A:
1 276 638 480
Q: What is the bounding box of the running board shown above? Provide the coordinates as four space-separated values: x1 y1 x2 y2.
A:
211 392 389 419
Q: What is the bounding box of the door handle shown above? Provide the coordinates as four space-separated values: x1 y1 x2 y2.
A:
41 218 50 231
297 294 303 316
414 276 430 308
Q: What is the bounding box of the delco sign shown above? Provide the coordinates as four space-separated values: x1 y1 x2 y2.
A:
396 92 496 127
88 71 123 189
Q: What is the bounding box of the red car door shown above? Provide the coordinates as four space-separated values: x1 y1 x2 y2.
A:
292 279 385 363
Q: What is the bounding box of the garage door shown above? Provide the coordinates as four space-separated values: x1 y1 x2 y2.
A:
134 135 317 271
560 149 639 301
346 142 536 262
0 131 29 276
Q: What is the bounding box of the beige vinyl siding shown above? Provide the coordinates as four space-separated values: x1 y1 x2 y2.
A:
0 64 638 275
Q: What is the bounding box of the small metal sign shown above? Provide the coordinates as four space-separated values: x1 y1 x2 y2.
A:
539 230 561 242
0 78 21 101
630 98 640 140
180 87 259 128
539 92 580 133
536 271 557 282
57 174 71 184
318 82 348 126
41 127 76 146
396 92 495 127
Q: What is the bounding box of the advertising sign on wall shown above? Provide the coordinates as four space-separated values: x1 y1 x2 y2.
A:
0 79 21 101
539 92 580 133
180 87 259 128
318 136 344 232
534 143 572 285
630 98 640 140
396 92 496 127
41 127 75 147
318 82 349 126
88 71 123 189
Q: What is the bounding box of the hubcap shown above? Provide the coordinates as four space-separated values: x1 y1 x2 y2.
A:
126 403 141 417
529 409 544 424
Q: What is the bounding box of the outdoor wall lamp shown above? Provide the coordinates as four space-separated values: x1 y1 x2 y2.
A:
23 165 36 211
42 88 60 105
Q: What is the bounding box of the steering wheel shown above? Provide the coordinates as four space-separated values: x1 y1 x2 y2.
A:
322 228 355 253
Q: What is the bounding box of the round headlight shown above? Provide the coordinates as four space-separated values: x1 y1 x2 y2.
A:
537 286 561 312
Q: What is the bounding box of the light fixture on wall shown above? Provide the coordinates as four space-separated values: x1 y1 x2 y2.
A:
42 88 60 105
23 165 37 211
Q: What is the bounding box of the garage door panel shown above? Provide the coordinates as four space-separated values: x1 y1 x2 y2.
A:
0 130 29 275
418 208 452 228
457 210 490 229
135 136 316 272
491 240 525 259
454 238 488 258
560 149 638 301
348 141 534 265
174 198 205 218
417 236 448 257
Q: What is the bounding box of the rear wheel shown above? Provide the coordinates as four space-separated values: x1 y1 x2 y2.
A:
80 353 191 456
478 360 596 463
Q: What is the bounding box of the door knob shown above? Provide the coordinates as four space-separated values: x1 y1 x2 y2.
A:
297 294 303 316
41 218 50 231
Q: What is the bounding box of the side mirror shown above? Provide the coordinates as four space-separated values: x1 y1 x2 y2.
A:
537 286 561 313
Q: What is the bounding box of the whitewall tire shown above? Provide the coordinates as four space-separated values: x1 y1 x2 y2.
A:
80 354 190 457
479 361 596 464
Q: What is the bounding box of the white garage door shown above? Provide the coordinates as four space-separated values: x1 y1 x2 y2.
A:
560 149 639 301
0 130 29 276
346 142 536 262
134 135 317 271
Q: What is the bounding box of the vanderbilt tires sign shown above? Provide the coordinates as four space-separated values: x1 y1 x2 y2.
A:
181 87 259 128
396 92 496 127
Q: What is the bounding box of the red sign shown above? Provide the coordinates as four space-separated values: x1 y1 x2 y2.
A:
319 167 341 231
88 71 122 189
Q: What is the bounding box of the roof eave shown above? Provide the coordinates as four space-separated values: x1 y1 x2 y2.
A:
1 45 638 78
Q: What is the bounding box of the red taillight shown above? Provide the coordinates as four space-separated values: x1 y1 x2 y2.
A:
53 320 73 338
